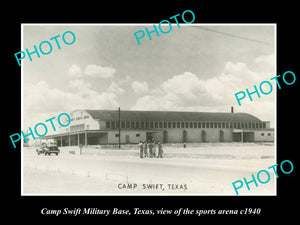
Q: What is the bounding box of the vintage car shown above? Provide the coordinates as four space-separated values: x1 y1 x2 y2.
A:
36 142 60 156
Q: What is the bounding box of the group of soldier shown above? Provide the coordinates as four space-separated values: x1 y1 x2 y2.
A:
138 140 163 158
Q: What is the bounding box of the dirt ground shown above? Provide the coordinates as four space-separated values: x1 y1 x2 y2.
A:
22 142 276 195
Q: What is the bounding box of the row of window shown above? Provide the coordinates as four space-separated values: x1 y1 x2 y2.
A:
115 133 140 137
115 132 272 139
106 121 267 129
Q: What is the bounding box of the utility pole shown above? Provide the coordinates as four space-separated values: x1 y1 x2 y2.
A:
118 107 121 149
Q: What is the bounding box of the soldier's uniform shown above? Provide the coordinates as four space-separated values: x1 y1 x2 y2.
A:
152 141 157 158
143 141 148 158
139 142 144 158
148 141 153 158
157 141 163 158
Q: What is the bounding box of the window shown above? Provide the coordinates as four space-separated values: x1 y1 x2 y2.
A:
244 122 248 129
177 122 180 128
131 121 135 129
136 121 140 129
230 122 233 128
126 121 130 128
248 122 252 129
261 133 264 136
136 133 140 137
206 122 210 128
225 122 229 128
218 122 221 128
241 123 244 129
155 122 159 128
141 121 144 129
164 122 167 128
214 122 217 128
150 121 154 128
263 122 266 129
185 122 189 128
181 122 185 128
111 121 115 129
159 122 163 128
145 121 149 129
190 122 193 128
121 121 125 128
173 122 176 128
106 121 111 129
116 121 120 128
268 133 271 136
115 133 119 137
194 122 197 128
222 122 225 128
168 122 172 128
83 116 89 119
210 122 213 128
198 122 201 128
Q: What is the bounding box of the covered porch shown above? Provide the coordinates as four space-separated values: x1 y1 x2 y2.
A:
40 130 109 147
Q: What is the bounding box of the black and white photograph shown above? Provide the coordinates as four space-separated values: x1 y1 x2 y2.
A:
21 24 276 195
4 3 300 223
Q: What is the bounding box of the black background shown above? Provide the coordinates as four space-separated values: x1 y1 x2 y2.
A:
4 2 299 223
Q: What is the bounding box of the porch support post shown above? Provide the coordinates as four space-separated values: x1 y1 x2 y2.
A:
85 131 87 146
241 131 244 143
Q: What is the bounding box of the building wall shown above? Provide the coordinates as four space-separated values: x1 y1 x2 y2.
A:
265 121 271 129
254 130 274 142
99 121 106 130
67 111 100 133
106 129 235 144
93 128 239 144
162 128 233 143
107 130 147 144
99 133 108 144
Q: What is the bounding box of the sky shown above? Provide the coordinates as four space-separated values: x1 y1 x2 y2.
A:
22 24 276 130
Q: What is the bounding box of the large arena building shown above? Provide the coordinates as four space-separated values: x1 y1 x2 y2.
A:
42 109 274 146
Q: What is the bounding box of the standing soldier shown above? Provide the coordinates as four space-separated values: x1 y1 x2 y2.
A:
143 141 148 158
148 140 153 158
152 140 157 158
139 141 144 158
157 141 163 158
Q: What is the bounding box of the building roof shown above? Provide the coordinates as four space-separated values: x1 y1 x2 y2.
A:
84 110 262 122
